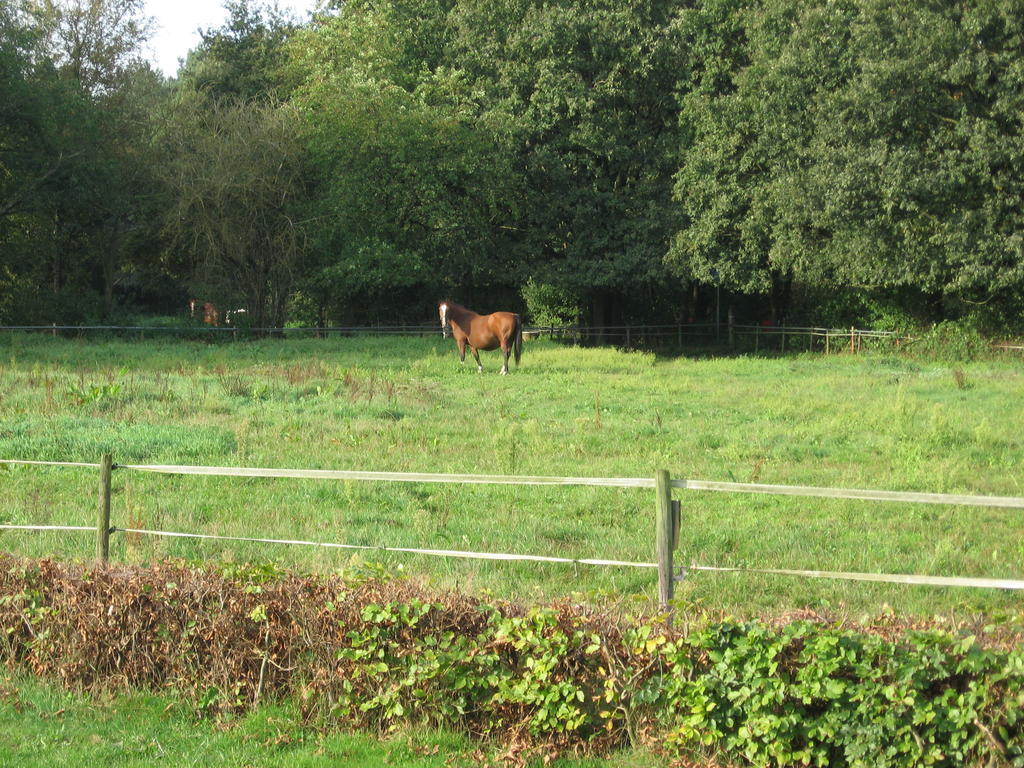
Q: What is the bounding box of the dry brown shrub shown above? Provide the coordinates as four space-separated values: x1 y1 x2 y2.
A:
0 556 507 713
0 555 645 757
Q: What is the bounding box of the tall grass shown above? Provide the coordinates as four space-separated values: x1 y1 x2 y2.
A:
1 332 1022 618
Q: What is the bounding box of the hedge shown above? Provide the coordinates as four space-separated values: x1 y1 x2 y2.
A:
0 555 1021 766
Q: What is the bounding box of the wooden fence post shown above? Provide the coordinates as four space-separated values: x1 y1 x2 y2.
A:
96 453 112 562
655 469 674 614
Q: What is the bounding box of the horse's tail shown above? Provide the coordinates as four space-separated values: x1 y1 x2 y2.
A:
514 314 523 366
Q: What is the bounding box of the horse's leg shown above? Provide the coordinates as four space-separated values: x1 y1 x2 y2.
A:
500 341 510 375
457 338 467 364
471 347 483 373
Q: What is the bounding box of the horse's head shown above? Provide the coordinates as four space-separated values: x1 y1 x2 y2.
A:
438 301 450 338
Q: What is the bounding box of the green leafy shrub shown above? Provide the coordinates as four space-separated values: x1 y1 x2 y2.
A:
487 608 605 738
334 599 494 728
913 321 990 361
521 279 584 327
788 286 928 331
659 621 1021 767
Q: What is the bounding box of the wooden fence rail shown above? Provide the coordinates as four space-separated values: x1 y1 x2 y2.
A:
3 458 1024 615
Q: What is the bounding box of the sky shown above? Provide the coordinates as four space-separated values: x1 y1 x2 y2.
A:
142 0 320 78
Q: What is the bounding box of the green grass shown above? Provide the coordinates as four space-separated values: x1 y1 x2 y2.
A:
0 675 663 768
1 332 1023 618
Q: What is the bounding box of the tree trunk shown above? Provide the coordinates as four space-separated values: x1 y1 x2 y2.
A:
769 270 794 325
589 292 603 345
101 224 122 319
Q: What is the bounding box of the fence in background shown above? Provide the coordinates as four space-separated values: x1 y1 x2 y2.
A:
0 323 442 338
6 323 1024 356
3 457 1024 617
0 322 911 353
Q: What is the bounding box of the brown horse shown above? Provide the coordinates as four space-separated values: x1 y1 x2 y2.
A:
189 299 220 326
439 301 523 374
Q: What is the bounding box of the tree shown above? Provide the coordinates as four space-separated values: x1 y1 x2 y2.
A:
799 0 1024 305
176 0 299 99
0 3 68 222
162 97 307 329
668 0 1024 324
2 0 164 322
668 0 858 319
153 0 312 327
287 0 690 325
26 0 153 96
287 0 521 322
450 0 688 323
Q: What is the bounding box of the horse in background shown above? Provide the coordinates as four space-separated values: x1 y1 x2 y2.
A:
189 299 220 326
439 301 523 375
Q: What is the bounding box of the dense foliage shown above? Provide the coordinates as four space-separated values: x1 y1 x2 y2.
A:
1 556 1022 766
2 0 1024 330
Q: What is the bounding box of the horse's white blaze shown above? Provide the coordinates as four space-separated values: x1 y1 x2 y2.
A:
439 303 449 337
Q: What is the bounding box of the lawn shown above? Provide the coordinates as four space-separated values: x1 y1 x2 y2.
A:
1 332 1022 618
0 675 664 768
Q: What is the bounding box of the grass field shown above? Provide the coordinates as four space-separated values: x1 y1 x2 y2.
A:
1 332 1023 619
0 675 661 768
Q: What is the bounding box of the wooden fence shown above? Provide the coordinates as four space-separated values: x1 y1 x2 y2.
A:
3 457 1024 616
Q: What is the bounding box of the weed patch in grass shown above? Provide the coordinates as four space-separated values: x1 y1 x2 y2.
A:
0 416 236 463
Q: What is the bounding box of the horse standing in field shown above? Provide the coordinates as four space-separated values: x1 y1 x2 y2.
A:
439 301 523 375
